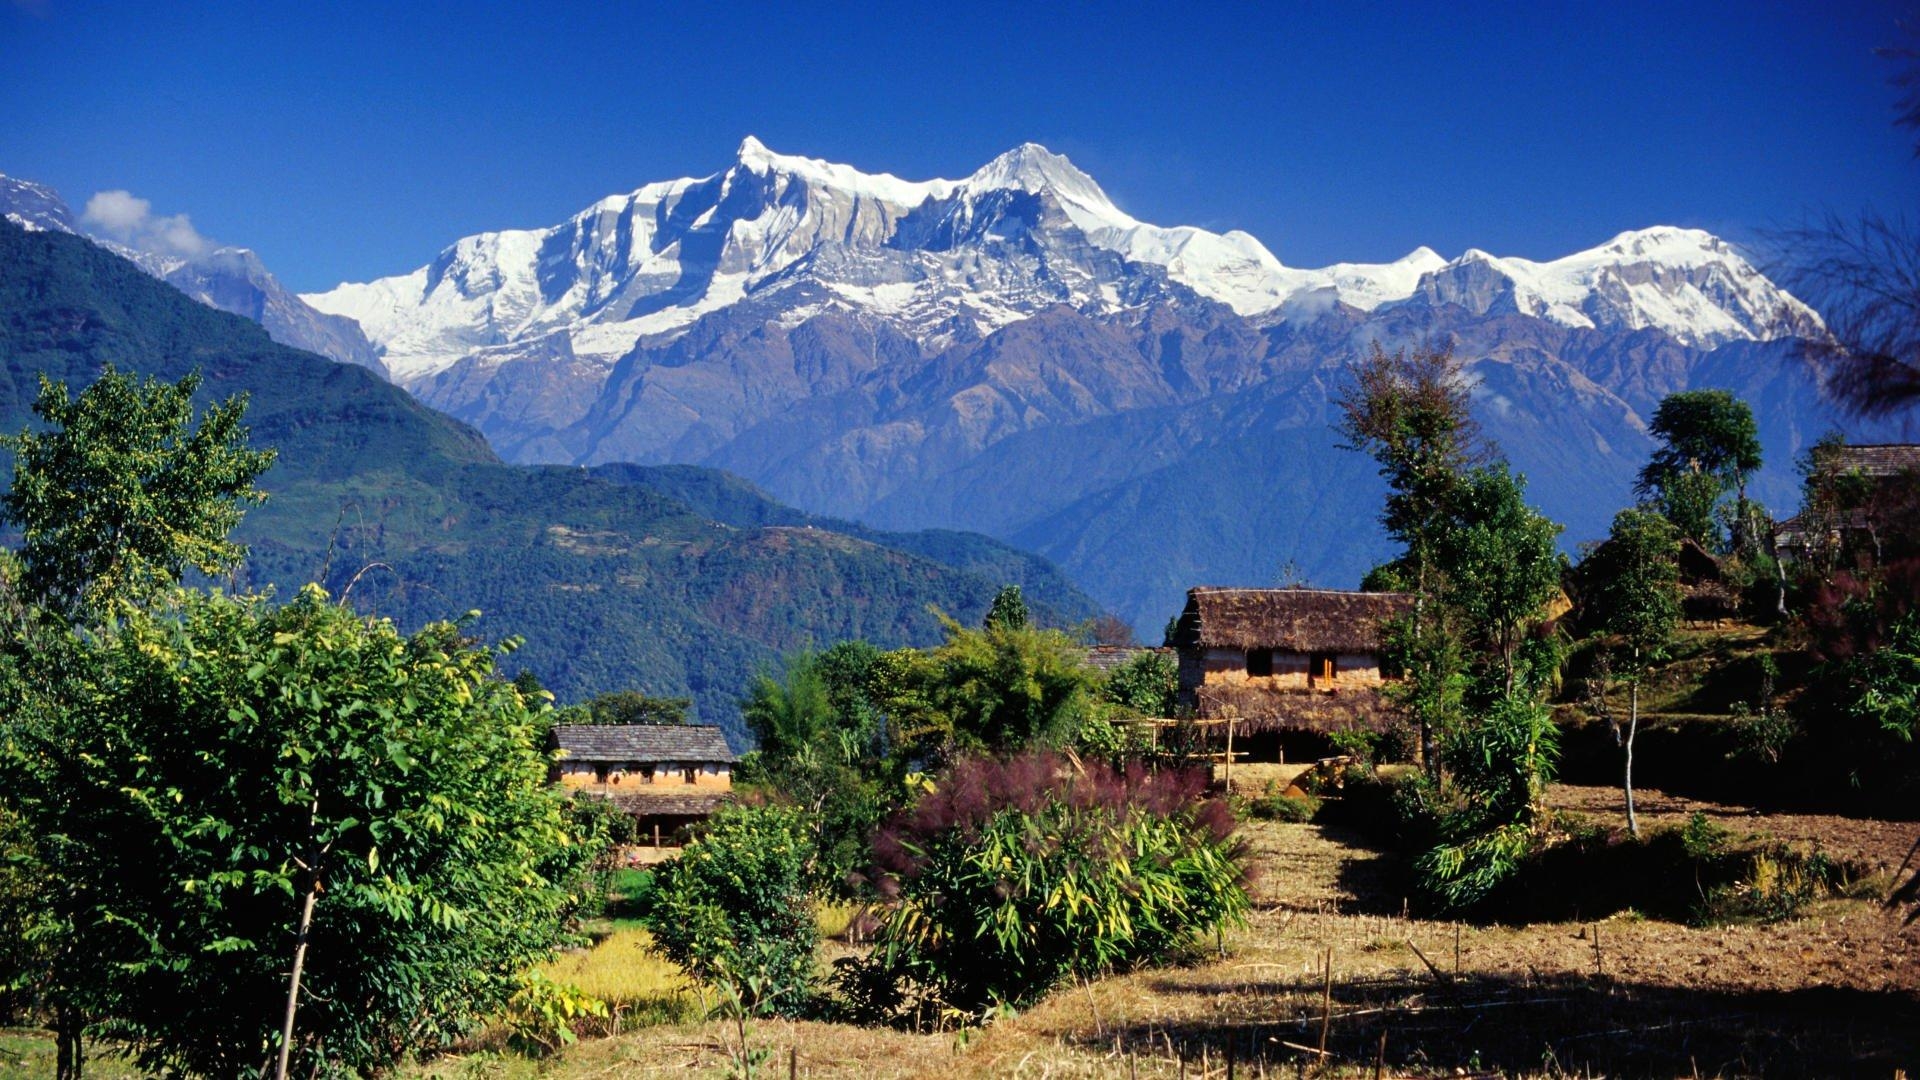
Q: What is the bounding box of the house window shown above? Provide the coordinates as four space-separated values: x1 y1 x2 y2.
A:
1309 652 1337 685
1246 649 1273 677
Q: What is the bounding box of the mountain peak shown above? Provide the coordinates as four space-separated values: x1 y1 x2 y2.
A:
966 143 1118 217
735 134 775 166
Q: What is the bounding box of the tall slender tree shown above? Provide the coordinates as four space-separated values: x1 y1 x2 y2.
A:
1581 509 1683 838
1336 342 1485 773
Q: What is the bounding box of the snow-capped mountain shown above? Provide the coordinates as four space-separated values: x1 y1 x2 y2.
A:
1 174 79 234
290 139 1852 631
0 173 384 374
305 138 1816 385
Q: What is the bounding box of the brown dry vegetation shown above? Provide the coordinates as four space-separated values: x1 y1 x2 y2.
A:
394 784 1920 1079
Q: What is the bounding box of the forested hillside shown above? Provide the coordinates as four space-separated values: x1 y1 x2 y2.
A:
0 222 1101 741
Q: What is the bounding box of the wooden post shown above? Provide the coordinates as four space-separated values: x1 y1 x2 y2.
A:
1317 947 1333 1060
653 822 661 849
1453 923 1461 974
789 1046 797 1080
1373 1030 1387 1080
1224 719 1235 793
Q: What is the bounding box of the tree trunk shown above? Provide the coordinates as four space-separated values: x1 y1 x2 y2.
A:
1624 679 1641 839
273 876 319 1080
55 1005 81 1080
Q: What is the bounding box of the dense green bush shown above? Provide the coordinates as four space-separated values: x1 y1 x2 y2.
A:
868 752 1247 1015
1412 695 1561 911
1 586 585 1078
648 804 818 1016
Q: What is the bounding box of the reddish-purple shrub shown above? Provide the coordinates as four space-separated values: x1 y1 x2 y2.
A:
861 750 1247 1013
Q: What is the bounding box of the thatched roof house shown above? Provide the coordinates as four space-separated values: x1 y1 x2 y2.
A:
1818 444 1920 477
1171 587 1413 733
1171 587 1413 654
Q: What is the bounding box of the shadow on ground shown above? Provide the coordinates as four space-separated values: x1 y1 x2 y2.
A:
1079 969 1919 1078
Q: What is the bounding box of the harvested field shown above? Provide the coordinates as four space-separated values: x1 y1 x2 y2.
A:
10 786 1915 1078
404 784 1920 1078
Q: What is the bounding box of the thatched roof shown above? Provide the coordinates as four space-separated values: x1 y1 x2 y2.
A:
1822 444 1920 477
1171 587 1414 653
552 724 736 764
1190 684 1398 734
1675 538 1725 585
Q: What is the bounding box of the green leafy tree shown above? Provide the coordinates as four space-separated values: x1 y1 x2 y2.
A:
1336 342 1484 771
0 586 585 1078
1413 695 1560 910
1439 465 1565 695
1636 390 1763 549
649 804 818 1016
923 613 1098 754
983 584 1030 631
571 689 692 726
1844 611 1920 743
0 366 275 617
1100 648 1179 718
1581 509 1684 837
741 644 900 892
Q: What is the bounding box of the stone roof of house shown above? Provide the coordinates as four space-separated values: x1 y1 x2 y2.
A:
1171 588 1415 654
1085 645 1171 673
551 724 736 763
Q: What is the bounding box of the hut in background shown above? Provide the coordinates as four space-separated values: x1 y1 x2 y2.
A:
549 723 737 840
1170 587 1413 760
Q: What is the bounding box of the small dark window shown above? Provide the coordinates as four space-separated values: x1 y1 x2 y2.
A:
1246 649 1273 677
1309 652 1337 684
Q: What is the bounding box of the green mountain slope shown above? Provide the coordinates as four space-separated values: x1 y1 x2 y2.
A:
0 222 1102 743
589 463 1100 626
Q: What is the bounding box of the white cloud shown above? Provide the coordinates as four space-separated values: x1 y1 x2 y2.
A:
81 189 211 259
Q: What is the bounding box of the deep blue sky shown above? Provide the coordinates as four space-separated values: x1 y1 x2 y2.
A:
3 1 1915 292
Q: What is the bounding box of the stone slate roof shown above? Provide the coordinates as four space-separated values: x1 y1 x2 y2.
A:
551 724 736 763
1825 444 1920 477
1171 587 1415 654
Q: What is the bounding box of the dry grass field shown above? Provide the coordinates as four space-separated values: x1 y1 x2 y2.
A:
7 784 1914 1078
402 782 1920 1079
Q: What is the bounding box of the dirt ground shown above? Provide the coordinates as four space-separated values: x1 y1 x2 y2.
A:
407 783 1920 1079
